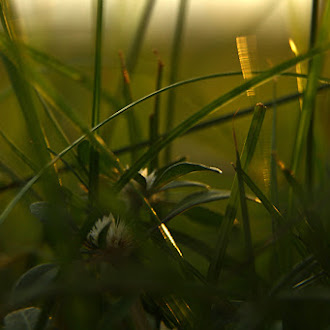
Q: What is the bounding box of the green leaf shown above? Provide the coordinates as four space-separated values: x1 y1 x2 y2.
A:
11 263 59 305
153 162 222 188
4 307 53 330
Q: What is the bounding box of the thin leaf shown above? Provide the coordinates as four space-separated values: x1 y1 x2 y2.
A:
154 162 222 188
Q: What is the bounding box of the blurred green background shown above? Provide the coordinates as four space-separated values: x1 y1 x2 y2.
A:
0 0 329 290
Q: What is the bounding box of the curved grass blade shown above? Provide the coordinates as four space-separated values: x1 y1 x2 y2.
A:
114 45 330 192
1 44 330 224
154 162 222 189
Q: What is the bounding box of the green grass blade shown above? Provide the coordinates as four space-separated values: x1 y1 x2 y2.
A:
125 0 156 75
235 165 284 224
0 130 37 171
207 104 266 284
235 149 256 288
291 2 330 177
149 56 164 172
88 0 104 207
0 2 59 198
119 52 142 163
164 0 189 163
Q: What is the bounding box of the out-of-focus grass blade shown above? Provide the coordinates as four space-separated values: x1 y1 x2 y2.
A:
207 104 266 284
164 0 189 164
119 51 142 163
0 130 37 171
88 0 104 208
0 1 59 198
125 0 156 75
291 2 330 178
149 54 164 172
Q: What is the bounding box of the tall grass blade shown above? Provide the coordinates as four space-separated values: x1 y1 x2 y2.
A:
119 51 142 163
0 1 59 198
125 0 156 75
291 2 330 177
0 130 37 171
164 0 189 163
207 104 266 284
149 54 164 171
88 0 104 208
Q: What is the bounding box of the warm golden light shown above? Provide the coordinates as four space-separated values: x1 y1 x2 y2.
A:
289 38 305 108
236 35 256 97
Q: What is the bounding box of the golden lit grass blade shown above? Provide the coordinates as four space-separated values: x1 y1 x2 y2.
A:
1 44 329 224
164 0 189 163
207 104 266 284
236 35 257 98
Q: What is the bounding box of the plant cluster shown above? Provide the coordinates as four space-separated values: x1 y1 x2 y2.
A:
0 0 330 329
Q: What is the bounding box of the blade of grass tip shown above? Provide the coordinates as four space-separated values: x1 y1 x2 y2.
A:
0 1 59 199
149 51 165 172
125 0 157 75
88 0 104 208
1 44 329 224
306 0 320 195
119 51 142 163
164 0 189 164
207 104 266 284
114 45 330 193
232 115 256 293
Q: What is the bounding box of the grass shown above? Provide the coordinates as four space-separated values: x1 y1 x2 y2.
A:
0 1 330 329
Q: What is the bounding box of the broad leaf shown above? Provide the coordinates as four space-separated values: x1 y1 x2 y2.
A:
11 263 59 305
